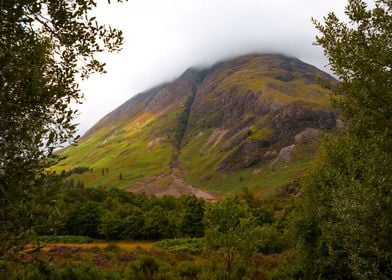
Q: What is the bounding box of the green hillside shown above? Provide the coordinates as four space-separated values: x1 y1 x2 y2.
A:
54 54 338 199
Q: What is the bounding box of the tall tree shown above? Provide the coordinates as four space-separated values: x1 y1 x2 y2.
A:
204 197 258 274
297 1 392 279
0 0 124 256
181 196 205 237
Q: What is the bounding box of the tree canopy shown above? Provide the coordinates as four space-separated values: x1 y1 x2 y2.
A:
0 0 124 256
298 1 392 279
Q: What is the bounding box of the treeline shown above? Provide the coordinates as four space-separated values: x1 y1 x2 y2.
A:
62 166 91 177
28 185 297 279
40 186 285 244
41 187 204 240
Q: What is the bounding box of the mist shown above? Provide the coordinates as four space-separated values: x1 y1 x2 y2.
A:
75 0 369 135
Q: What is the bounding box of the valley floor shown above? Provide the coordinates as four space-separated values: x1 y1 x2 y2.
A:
6 238 292 280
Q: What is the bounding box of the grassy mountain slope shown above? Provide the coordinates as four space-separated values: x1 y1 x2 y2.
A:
55 54 337 199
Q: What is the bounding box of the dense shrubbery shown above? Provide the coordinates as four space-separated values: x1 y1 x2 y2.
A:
17 177 298 279
39 186 206 241
0 252 296 280
155 238 205 254
63 167 91 177
41 185 291 253
295 1 392 279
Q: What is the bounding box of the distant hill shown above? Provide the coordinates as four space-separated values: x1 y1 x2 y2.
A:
55 54 338 199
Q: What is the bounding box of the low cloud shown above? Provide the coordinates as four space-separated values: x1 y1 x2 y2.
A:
75 0 370 135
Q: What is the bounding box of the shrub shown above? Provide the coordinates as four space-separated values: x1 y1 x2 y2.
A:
154 238 205 255
178 261 201 280
255 224 287 254
104 243 121 252
268 258 304 280
124 256 160 280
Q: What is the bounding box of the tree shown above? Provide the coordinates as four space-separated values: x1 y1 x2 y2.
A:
252 205 274 226
297 1 392 279
122 206 145 239
143 206 174 239
181 196 205 237
239 186 259 210
204 197 258 274
0 0 124 256
99 210 124 240
65 201 103 238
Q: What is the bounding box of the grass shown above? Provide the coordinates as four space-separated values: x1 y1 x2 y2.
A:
51 54 332 197
53 111 175 189
154 238 205 254
35 241 155 251
180 126 316 199
33 236 93 244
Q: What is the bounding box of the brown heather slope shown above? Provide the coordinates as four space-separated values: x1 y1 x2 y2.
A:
55 54 338 199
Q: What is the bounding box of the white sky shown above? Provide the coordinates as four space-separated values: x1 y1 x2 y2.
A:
75 0 372 136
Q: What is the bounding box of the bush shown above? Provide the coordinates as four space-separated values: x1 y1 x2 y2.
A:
104 243 121 252
255 224 287 254
268 258 304 280
64 166 91 177
252 206 274 225
65 201 103 238
0 262 120 280
154 238 205 255
124 256 160 280
178 261 201 280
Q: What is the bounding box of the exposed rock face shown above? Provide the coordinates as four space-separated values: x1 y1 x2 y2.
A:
268 105 336 142
295 128 320 142
277 144 296 162
57 54 338 197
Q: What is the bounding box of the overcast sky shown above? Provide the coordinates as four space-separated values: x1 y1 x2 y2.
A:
75 0 369 136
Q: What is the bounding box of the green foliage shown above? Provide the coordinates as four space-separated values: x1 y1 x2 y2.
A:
177 261 202 280
0 0 124 257
98 201 144 240
65 201 103 238
204 196 259 273
255 224 287 254
143 206 174 240
99 211 125 240
181 196 205 237
269 256 305 280
252 206 274 226
296 1 392 279
121 206 145 239
155 238 205 255
64 167 91 177
125 256 160 280
47 186 209 241
0 261 122 280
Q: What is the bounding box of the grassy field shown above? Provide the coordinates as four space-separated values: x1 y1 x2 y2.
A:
180 126 315 198
52 112 174 189
42 241 155 251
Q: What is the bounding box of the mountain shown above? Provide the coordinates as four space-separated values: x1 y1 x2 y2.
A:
55 54 338 199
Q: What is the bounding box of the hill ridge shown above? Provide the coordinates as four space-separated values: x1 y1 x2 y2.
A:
56 53 338 199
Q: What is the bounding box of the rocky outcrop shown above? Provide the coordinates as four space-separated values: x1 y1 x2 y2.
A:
59 54 338 196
